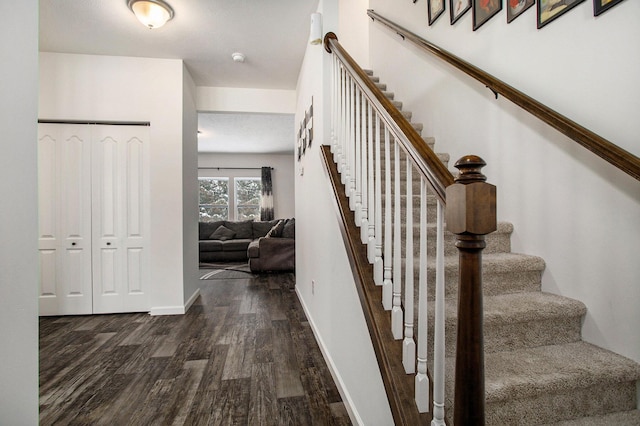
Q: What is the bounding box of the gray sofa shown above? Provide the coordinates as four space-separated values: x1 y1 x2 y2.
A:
248 218 295 272
199 219 295 271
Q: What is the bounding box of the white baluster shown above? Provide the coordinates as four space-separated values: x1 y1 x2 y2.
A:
373 112 384 286
382 126 393 309
366 102 375 257
340 70 348 181
348 80 357 210
391 141 403 340
354 87 362 221
337 66 345 173
345 78 353 198
432 200 446 426
403 160 416 373
330 56 337 154
415 176 429 413
360 95 369 245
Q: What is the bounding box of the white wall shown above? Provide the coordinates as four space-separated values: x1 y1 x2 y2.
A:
338 0 370 68
0 0 39 423
183 65 201 309
198 153 295 220
293 1 394 424
197 87 296 114
366 0 640 361
39 53 191 314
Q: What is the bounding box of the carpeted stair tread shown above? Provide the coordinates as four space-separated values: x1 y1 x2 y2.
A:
483 341 640 403
402 252 544 298
429 292 585 355
542 409 640 425
453 291 585 325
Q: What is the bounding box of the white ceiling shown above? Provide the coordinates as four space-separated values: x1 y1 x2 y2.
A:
39 0 318 154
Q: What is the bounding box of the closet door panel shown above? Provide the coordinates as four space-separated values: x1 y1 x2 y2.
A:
123 134 149 311
93 125 149 313
38 124 93 316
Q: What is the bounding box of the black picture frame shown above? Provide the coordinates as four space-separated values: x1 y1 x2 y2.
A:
507 0 535 22
450 0 472 24
593 0 625 15
537 0 585 28
428 0 446 25
473 0 502 30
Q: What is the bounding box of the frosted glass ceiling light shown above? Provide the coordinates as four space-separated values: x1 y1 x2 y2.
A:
128 0 174 29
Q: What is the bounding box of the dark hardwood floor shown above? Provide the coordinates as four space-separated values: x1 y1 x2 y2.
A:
39 271 352 425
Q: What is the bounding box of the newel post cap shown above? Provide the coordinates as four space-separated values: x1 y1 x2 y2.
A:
445 155 497 235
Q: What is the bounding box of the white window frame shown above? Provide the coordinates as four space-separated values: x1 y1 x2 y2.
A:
198 177 229 221
234 177 262 221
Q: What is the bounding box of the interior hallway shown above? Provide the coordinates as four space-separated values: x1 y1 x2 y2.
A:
39 270 352 425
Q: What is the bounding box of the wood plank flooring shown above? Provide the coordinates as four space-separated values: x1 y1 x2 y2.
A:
39 271 352 425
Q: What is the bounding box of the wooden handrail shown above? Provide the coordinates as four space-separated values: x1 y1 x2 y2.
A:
367 10 640 182
324 32 497 424
324 32 455 203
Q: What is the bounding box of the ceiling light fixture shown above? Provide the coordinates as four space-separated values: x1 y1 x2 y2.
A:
127 0 174 29
232 52 246 63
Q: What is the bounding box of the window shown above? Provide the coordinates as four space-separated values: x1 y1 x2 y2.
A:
235 178 262 221
199 178 229 221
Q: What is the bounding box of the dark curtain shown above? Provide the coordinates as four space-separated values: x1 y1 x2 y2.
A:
260 166 274 221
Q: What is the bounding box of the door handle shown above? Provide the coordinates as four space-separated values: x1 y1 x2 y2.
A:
71 242 76 246
106 242 111 246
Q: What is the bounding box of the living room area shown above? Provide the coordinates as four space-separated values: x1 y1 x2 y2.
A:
196 111 297 279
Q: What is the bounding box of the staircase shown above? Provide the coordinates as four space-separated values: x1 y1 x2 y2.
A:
364 71 640 425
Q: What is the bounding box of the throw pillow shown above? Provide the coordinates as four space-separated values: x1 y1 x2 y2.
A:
252 220 278 238
282 218 295 239
199 220 224 240
265 219 285 238
210 225 236 241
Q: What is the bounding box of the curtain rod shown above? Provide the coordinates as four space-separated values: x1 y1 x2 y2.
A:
198 167 273 170
38 119 150 126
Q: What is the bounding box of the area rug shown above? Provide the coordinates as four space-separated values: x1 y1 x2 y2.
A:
199 262 255 280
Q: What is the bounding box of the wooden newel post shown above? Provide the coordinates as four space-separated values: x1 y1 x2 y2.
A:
445 155 497 426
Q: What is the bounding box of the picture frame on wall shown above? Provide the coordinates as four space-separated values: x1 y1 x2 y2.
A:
428 0 446 25
537 0 585 28
507 0 535 22
593 0 625 16
450 0 471 24
473 0 502 30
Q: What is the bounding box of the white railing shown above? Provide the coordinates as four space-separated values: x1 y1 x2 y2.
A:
329 45 448 424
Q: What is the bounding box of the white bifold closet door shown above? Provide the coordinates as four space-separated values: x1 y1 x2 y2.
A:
38 123 150 315
38 124 93 315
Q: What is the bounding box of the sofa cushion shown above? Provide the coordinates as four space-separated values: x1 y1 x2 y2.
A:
252 220 279 238
199 240 223 252
247 239 260 258
281 218 295 239
199 220 225 240
224 220 253 239
265 220 285 238
210 225 236 241
221 239 253 252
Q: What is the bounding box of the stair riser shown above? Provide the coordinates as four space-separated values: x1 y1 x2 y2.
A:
393 264 543 299
484 381 638 425
421 315 583 358
385 226 511 257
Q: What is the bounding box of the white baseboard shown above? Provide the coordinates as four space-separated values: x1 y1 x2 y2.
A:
149 288 201 316
149 306 185 316
295 287 365 426
184 288 201 313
